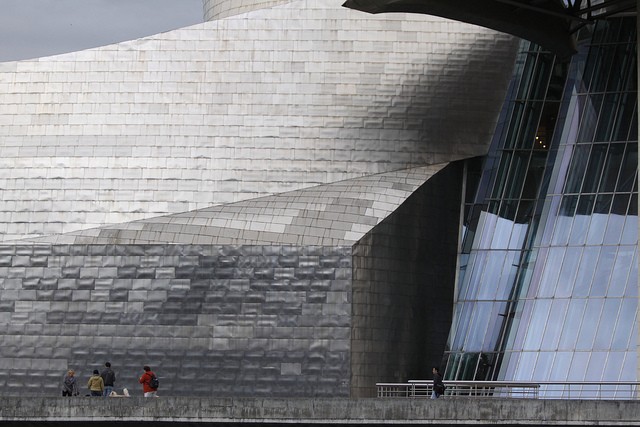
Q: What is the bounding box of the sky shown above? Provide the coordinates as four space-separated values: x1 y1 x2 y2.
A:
0 0 204 62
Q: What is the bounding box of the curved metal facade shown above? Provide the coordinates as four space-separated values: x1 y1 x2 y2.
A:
0 0 519 397
0 0 518 243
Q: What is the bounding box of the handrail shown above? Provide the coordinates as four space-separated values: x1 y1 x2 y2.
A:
376 380 640 400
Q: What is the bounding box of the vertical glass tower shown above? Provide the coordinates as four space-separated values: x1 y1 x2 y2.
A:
444 17 638 396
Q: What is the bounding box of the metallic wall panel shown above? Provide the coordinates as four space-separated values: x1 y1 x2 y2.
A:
0 0 519 242
17 165 446 247
0 244 352 397
203 0 291 20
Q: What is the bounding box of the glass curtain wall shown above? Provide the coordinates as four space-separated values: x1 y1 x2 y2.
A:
443 17 638 396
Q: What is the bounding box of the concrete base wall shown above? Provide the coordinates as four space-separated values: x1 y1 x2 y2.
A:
2 397 640 425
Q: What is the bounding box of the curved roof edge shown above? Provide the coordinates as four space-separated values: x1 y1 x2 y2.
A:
343 0 636 58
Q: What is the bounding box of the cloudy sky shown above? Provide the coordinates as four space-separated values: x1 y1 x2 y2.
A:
0 0 204 62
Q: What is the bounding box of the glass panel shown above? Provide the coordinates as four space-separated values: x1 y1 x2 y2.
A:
628 106 638 140
547 61 568 101
491 152 513 199
576 94 602 142
498 351 514 381
464 302 494 351
593 298 620 349
516 102 543 149
599 143 625 192
523 299 551 350
611 298 637 350
477 252 505 300
605 352 626 382
576 299 603 350
620 350 637 385
591 246 617 296
534 351 555 380
568 213 591 247
530 53 554 100
504 102 525 150
517 248 539 298
522 151 548 200
483 303 507 352
514 351 537 381
549 352 572 382
540 195 561 246
459 252 481 301
623 248 637 297
594 93 619 142
595 194 613 214
538 247 564 297
607 40 636 93
473 210 496 250
611 91 635 141
567 352 589 381
504 151 530 199
616 142 637 192
540 299 568 350
576 193 596 215
604 194 629 244
608 246 634 297
509 217 529 248
586 352 608 381
515 51 539 100
620 207 638 245
581 43 600 90
451 302 473 350
551 196 576 245
557 247 581 297
592 41 616 93
446 353 462 379
495 251 519 300
574 247 598 297
558 299 586 350
564 144 591 193
582 143 608 193
585 196 610 245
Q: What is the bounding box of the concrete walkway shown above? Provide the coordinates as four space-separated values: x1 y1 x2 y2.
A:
2 397 640 425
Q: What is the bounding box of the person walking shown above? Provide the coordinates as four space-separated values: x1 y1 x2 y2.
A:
87 369 104 397
62 369 78 396
431 366 445 399
138 365 158 397
100 362 116 398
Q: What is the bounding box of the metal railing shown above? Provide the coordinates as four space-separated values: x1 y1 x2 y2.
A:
376 380 640 400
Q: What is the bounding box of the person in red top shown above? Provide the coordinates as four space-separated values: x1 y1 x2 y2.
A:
139 365 158 397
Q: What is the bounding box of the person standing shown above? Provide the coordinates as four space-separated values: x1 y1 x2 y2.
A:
431 366 445 399
62 369 78 396
87 369 104 397
100 362 116 398
138 365 158 397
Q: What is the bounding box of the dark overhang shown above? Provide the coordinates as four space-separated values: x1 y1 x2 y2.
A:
342 0 637 58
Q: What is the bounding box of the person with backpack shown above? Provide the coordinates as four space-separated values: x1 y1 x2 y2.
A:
62 369 78 397
100 362 116 398
139 365 159 397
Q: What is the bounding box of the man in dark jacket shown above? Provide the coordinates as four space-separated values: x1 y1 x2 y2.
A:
431 366 445 399
100 362 116 398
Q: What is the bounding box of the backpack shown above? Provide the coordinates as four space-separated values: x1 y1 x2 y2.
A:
149 373 159 389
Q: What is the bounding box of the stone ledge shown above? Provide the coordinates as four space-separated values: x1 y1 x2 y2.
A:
1 397 640 425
